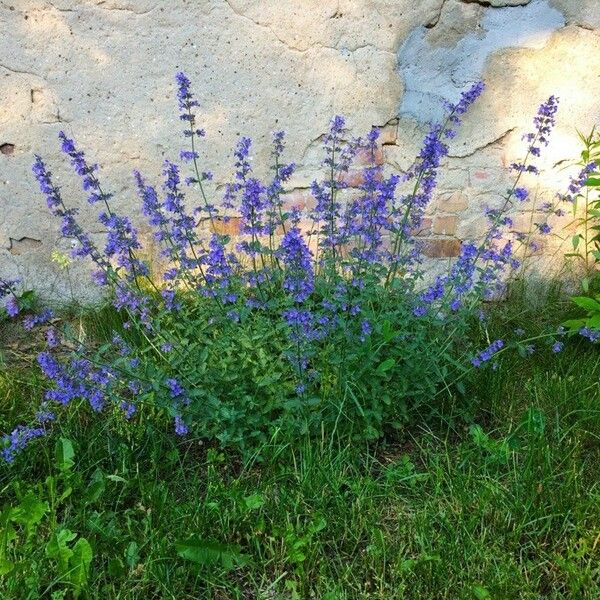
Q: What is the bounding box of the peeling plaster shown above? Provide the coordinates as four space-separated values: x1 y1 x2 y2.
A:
398 0 565 122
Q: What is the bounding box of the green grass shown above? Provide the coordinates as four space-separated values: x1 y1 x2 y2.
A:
1 288 600 598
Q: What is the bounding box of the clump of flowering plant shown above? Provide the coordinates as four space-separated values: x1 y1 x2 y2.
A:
0 74 574 461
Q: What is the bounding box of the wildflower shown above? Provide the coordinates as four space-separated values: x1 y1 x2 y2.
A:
514 187 529 202
174 415 188 436
558 162 597 203
59 131 114 205
511 96 559 172
280 227 314 302
32 155 100 262
23 309 54 331
120 401 137 419
5 296 19 317
166 378 185 399
360 319 372 342
552 341 564 353
580 327 600 343
46 328 59 348
471 339 504 367
35 406 56 424
2 425 46 463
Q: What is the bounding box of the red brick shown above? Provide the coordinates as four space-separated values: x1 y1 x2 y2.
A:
377 123 398 145
354 146 384 166
282 189 316 212
433 215 458 236
211 217 241 236
439 191 468 213
422 238 461 258
340 169 365 187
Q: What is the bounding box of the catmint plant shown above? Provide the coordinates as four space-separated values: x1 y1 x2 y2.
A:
0 73 577 462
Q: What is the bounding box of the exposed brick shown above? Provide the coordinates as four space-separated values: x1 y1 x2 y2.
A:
282 189 316 212
433 215 458 236
473 170 489 181
354 146 384 166
422 238 461 258
439 191 468 213
211 217 241 236
340 169 365 187
377 122 398 145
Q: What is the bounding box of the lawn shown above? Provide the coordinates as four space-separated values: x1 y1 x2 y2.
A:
1 285 599 599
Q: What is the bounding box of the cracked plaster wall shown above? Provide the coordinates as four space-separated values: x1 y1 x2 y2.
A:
1 0 599 299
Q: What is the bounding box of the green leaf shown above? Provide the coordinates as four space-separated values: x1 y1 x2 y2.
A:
472 586 491 600
11 492 48 530
376 358 395 375
562 318 586 330
46 528 77 573
175 537 249 571
571 296 600 313
55 438 75 471
108 557 125 578
572 234 581 250
69 537 93 590
0 558 14 576
582 277 590 293
256 373 282 387
243 494 264 510
84 470 105 503
587 314 600 329
125 541 139 568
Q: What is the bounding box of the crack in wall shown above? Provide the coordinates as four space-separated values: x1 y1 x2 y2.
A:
461 0 531 7
426 0 447 29
220 1 393 56
8 237 42 256
449 128 515 158
94 2 158 16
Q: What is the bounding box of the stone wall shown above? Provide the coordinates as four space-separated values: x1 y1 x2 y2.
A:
1 0 600 299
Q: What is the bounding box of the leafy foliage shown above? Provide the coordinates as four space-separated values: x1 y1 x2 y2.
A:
0 76 577 460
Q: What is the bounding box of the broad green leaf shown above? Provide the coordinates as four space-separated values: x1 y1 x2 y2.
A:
69 537 93 589
243 494 264 510
175 536 249 571
55 438 75 471
472 586 491 600
125 541 139 568
84 470 105 503
46 528 77 573
0 557 14 576
587 314 600 329
376 358 395 375
256 373 282 387
562 318 586 330
11 492 48 530
582 277 590 293
108 557 125 578
571 296 600 313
